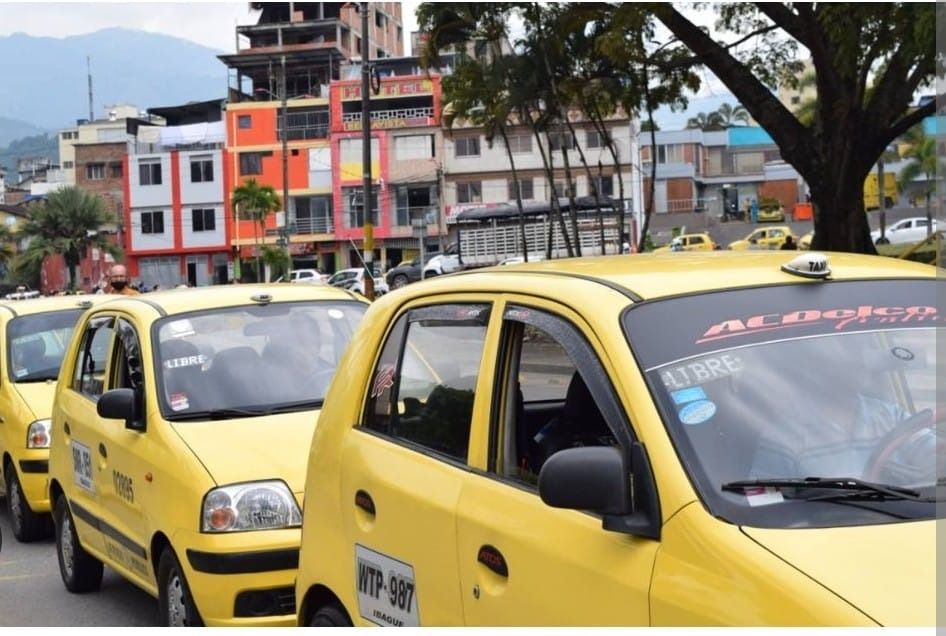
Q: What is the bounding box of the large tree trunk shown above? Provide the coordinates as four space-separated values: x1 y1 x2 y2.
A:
806 140 876 253
637 57 658 254
563 116 607 255
526 112 574 258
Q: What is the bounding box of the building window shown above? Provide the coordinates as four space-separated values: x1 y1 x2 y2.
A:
733 151 764 174
61 131 77 140
508 178 534 201
395 135 434 160
592 175 614 198
342 186 380 228
587 129 609 149
395 184 438 226
548 131 576 151
139 160 162 186
506 133 532 154
354 35 361 53
109 162 123 179
454 137 480 157
790 95 801 105
656 144 685 164
294 196 334 234
375 9 385 28
553 181 576 198
190 156 214 182
238 115 252 129
456 181 482 204
86 163 105 180
277 107 329 140
239 152 268 175
191 208 216 232
63 161 74 169
141 210 165 235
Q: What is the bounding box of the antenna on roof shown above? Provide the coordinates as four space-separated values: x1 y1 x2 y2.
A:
87 55 94 121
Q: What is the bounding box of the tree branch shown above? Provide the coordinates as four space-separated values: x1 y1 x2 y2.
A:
756 3 810 48
879 100 937 152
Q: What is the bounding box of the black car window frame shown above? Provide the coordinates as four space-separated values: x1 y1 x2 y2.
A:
72 314 117 401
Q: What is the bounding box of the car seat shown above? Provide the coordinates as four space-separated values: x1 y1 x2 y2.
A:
531 371 612 470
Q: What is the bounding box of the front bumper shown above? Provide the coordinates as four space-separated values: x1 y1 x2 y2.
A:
173 528 301 627
13 450 50 513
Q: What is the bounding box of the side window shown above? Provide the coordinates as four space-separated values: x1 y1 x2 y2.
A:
72 316 116 400
690 236 704 245
491 305 623 487
110 319 144 392
363 304 491 462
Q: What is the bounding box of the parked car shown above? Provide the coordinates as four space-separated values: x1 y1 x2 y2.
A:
327 268 390 296
871 217 938 245
498 254 546 266
295 251 939 626
290 269 328 284
798 231 814 250
0 295 111 542
652 232 718 253
728 225 795 250
385 253 441 289
47 284 367 626
422 253 462 278
757 203 786 223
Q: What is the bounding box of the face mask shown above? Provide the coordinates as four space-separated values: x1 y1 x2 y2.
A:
111 280 127 291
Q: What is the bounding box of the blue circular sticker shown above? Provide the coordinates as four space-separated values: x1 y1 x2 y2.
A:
678 400 717 425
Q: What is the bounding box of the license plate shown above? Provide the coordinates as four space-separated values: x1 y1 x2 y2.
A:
355 544 419 627
71 439 95 494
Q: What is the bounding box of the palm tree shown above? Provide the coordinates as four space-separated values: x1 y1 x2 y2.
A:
898 127 943 233
0 224 17 279
18 186 121 291
716 102 750 127
685 111 723 130
231 178 280 282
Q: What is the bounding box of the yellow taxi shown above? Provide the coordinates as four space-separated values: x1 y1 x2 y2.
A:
47 284 367 626
296 252 940 626
756 203 786 223
728 225 795 250
652 232 718 253
0 295 111 542
799 231 814 250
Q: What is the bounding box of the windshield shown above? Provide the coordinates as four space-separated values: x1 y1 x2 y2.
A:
624 279 943 528
155 300 365 419
7 309 84 382
328 271 358 285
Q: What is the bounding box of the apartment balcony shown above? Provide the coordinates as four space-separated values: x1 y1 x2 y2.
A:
341 106 435 131
265 215 335 237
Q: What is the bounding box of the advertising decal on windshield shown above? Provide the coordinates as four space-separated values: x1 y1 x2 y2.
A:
678 400 717 425
661 354 743 390
371 364 396 399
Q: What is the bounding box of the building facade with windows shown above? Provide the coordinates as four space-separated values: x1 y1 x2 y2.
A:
124 100 230 288
58 104 148 185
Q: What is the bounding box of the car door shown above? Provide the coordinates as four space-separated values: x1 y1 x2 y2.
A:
762 228 785 248
93 315 154 587
54 314 118 557
340 301 497 626
455 299 658 625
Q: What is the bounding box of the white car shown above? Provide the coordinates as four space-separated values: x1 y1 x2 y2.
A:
290 268 328 284
422 253 462 277
871 217 938 245
326 268 389 296
498 254 546 266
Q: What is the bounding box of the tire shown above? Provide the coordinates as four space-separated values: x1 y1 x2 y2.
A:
5 464 52 542
158 548 204 627
391 274 409 289
309 602 352 627
875 237 891 245
54 495 103 593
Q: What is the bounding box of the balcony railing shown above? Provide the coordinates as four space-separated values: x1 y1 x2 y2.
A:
264 215 335 236
342 107 435 127
393 205 439 227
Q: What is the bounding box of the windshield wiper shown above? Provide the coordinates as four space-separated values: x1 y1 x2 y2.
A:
166 400 323 421
722 477 935 502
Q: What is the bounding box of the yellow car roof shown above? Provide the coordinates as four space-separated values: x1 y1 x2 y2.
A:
91 283 365 318
452 252 936 301
0 294 109 317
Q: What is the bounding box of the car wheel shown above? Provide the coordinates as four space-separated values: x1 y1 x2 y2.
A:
54 495 103 593
875 237 891 245
158 547 204 627
391 274 409 289
309 602 353 626
5 464 52 542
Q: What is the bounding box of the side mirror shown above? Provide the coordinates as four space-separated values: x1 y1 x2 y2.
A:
97 388 145 432
538 446 630 515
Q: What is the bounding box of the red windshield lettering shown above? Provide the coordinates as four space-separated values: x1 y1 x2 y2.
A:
781 310 821 324
746 314 781 329
702 319 746 339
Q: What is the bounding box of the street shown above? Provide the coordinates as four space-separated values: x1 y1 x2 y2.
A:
0 502 158 627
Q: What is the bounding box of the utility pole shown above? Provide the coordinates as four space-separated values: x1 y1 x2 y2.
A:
87 56 94 121
281 51 291 279
361 2 375 300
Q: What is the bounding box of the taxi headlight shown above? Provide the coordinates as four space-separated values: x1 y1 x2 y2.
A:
201 480 301 533
26 419 51 449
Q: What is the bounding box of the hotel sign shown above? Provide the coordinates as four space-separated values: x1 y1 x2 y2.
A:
342 79 433 101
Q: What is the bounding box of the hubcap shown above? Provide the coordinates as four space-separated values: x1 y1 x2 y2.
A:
167 572 187 626
60 512 75 579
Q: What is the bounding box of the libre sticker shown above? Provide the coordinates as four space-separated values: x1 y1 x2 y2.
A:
328 309 345 320
170 393 190 411
671 386 707 405
13 367 27 378
678 399 717 425
744 487 785 507
164 354 206 370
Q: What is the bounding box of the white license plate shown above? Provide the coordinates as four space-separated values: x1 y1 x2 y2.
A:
355 544 419 627
71 439 95 494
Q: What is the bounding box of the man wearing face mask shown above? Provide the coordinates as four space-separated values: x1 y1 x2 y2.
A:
106 264 140 296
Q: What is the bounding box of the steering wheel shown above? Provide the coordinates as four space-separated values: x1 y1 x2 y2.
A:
863 407 943 483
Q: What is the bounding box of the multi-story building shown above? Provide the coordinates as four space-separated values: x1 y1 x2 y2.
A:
777 58 816 115
58 104 146 185
124 99 230 288
220 1 405 277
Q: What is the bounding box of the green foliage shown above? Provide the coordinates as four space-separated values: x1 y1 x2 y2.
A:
231 178 281 282
18 185 120 290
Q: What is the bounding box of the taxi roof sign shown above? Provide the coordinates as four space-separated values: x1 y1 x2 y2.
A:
781 252 831 280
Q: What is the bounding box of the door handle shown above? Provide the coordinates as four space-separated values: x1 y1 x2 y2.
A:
354 490 375 515
64 422 71 435
98 443 107 459
477 545 508 577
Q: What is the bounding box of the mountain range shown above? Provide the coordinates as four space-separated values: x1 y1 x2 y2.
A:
0 27 229 136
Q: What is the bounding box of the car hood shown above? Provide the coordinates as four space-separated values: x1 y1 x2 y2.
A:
12 381 56 420
743 520 935 625
170 410 319 497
